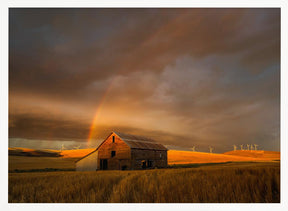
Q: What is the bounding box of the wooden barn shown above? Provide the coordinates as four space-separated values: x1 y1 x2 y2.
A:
76 131 168 171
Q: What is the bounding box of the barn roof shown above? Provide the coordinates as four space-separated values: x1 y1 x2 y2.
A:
114 131 168 151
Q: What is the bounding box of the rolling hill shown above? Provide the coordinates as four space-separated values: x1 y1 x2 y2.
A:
168 150 280 165
8 147 280 171
9 147 61 157
8 147 95 158
60 148 280 164
223 150 280 160
60 149 96 158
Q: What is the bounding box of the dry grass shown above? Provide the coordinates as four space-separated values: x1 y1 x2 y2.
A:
9 162 280 203
9 156 77 171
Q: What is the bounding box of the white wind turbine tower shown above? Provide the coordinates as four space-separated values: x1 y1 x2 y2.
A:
209 146 214 153
233 145 237 151
240 144 243 151
246 144 250 151
191 146 196 152
60 144 65 152
254 144 258 151
250 144 254 151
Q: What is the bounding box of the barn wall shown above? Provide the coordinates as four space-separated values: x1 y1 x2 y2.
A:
131 149 167 170
76 150 98 171
97 133 131 170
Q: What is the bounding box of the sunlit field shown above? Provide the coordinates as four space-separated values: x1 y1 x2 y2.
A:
8 148 280 172
60 149 96 158
168 150 280 165
9 156 77 171
8 149 280 203
9 162 280 203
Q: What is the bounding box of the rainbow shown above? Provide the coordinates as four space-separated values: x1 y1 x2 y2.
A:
87 81 114 143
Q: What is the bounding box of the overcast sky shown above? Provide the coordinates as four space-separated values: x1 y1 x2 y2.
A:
9 8 280 152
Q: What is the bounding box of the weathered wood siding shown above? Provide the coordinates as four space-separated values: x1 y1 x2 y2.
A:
131 149 167 170
97 133 131 170
76 150 98 171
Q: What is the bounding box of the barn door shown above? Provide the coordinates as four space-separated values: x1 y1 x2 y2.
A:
100 159 108 170
141 160 147 169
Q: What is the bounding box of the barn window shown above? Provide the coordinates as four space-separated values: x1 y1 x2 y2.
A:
111 151 116 157
112 136 115 143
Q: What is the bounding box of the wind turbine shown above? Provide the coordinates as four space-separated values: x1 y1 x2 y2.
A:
209 146 214 153
250 144 254 151
61 144 65 152
191 146 196 152
246 144 250 151
233 145 237 151
240 144 243 151
254 144 258 151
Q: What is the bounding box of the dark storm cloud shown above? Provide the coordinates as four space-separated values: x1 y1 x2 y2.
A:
9 8 280 152
9 113 90 140
9 113 207 150
102 54 280 151
9 8 279 100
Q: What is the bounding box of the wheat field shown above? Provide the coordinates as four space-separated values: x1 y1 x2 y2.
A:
9 162 280 203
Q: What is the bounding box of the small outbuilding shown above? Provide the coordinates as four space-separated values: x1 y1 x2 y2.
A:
76 131 168 171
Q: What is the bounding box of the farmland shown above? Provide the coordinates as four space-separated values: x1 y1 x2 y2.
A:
8 148 280 203
9 162 280 203
9 156 77 172
8 148 280 172
168 150 280 165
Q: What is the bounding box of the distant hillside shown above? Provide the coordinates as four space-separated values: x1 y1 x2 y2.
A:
60 149 96 158
168 150 280 165
223 150 280 160
9 147 61 157
8 147 280 166
8 147 96 158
